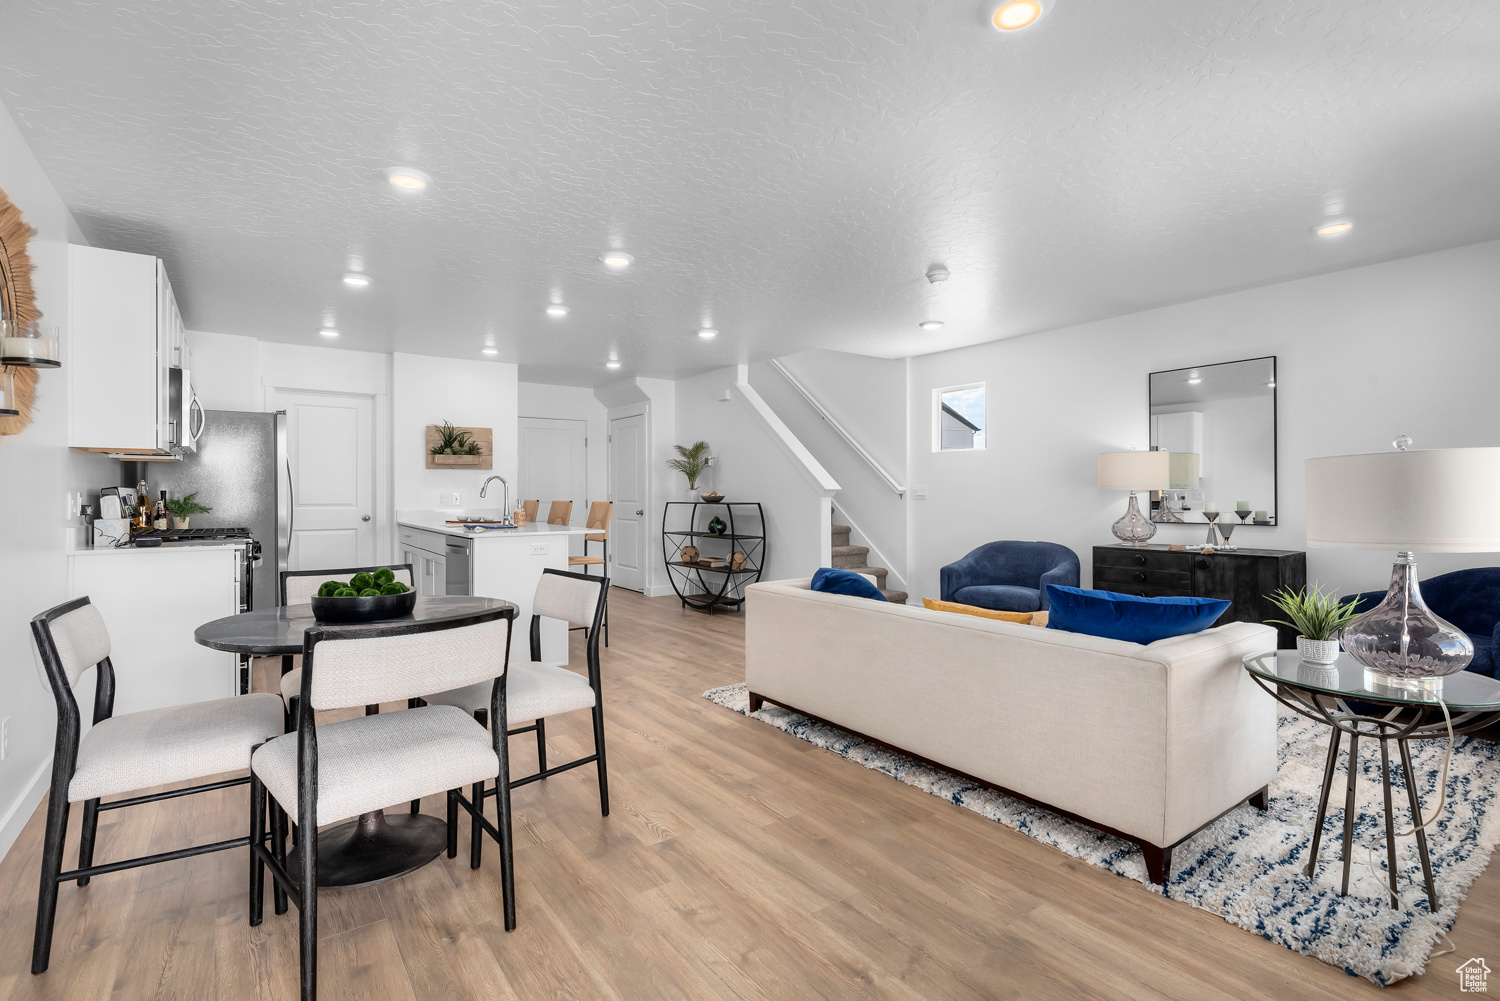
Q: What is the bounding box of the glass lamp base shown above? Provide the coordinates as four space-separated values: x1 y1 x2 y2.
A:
1111 491 1156 546
1363 669 1445 698
1342 554 1474 685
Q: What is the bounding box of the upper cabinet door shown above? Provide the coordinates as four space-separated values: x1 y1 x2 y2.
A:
68 245 161 452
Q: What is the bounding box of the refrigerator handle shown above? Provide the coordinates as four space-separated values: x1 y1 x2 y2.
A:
285 457 295 566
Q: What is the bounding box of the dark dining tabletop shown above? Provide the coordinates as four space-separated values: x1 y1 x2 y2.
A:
194 595 519 655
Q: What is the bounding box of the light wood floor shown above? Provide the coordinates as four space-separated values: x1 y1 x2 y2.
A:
2 588 1495 1000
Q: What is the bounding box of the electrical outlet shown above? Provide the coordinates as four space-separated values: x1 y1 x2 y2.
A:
451 491 461 507
439 491 462 507
1 717 9 761
530 542 548 556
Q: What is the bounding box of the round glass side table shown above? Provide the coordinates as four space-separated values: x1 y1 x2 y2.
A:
1243 650 1500 910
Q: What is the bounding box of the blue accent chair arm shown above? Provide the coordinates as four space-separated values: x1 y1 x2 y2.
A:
1038 561 1080 611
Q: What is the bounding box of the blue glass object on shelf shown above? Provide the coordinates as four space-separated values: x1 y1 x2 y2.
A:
707 516 727 536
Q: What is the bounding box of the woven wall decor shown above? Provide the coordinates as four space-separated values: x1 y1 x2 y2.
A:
0 185 40 436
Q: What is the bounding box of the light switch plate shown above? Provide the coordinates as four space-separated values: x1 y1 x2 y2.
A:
912 485 928 500
0 717 9 761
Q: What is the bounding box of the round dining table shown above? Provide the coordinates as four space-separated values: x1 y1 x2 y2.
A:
195 595 518 888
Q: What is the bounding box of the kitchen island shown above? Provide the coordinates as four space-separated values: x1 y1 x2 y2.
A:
397 512 596 664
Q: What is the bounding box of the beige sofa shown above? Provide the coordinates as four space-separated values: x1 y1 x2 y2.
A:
744 578 1278 882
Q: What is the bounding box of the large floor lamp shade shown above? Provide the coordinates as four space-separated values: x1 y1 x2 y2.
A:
1305 440 1500 691
1098 451 1171 545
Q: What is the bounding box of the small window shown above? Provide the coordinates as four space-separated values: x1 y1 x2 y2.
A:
934 383 985 451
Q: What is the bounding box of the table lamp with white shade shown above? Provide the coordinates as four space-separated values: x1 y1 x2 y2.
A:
1098 450 1171 545
1305 437 1500 692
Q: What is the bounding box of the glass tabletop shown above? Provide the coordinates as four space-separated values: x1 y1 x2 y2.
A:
1243 650 1500 710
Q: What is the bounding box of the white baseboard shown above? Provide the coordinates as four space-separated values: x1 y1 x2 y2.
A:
0 755 52 865
644 584 675 597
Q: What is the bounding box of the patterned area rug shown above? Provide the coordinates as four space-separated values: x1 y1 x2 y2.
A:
703 682 1500 985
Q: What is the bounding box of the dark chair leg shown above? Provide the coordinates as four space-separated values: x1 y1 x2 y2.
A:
299 812 318 1001
496 727 516 931
1142 843 1173 886
30 790 70 974
1248 786 1269 811
447 790 459 859
76 798 100 886
249 772 266 926
535 718 548 774
748 691 764 712
271 802 289 915
591 702 610 817
286 695 299 736
470 781 485 870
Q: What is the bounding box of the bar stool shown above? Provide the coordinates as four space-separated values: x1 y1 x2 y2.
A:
546 499 573 526
568 501 611 646
522 499 539 523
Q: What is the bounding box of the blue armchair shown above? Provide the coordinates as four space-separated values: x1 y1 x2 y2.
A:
940 541 1081 613
1343 567 1500 680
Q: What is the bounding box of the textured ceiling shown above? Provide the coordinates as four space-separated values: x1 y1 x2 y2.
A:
1 0 1498 386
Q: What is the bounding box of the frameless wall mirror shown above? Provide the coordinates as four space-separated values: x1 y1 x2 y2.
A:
1148 356 1277 526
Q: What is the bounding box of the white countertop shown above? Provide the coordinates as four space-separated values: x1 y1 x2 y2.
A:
398 512 593 540
68 537 251 557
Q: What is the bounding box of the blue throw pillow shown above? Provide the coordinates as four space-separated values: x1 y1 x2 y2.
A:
1045 585 1229 644
811 567 888 602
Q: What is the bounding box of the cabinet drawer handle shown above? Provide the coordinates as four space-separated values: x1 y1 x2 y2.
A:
1133 554 1147 565
1197 559 1209 569
1134 571 1146 582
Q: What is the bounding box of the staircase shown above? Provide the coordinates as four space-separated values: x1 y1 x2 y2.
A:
831 520 907 604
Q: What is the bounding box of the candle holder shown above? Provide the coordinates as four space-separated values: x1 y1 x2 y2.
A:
1 367 18 417
1203 510 1221 547
0 320 61 368
1218 521 1238 550
1236 510 1252 525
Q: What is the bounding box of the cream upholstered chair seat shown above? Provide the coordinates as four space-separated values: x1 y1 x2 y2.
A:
70 694 283 803
426 662 597 723
252 704 498 826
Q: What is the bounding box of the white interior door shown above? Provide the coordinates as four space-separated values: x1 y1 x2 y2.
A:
519 416 587 523
608 413 647 592
277 389 376 570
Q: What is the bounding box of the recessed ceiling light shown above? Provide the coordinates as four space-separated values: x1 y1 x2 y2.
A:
1187 377 1202 385
1315 220 1353 237
1267 380 1276 388
319 328 339 338
698 328 718 339
990 0 1044 31
384 166 432 192
546 304 570 317
600 251 634 269
342 272 371 287
605 360 622 369
919 320 945 331
482 347 498 356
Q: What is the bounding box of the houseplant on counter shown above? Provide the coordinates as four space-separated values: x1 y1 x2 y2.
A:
667 440 711 501
1265 583 1362 664
165 492 211 530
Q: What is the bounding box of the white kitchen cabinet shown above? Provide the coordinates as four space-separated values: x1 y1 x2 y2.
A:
68 545 244 716
68 245 184 455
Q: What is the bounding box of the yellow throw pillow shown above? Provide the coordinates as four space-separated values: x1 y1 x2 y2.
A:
922 598 1033 624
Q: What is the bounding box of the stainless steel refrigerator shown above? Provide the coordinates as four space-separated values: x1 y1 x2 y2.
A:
123 410 289 610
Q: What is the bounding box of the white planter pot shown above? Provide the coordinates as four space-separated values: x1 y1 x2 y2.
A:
1297 636 1340 664
171 516 190 530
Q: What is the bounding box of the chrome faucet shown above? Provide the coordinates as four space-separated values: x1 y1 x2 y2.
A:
479 475 511 524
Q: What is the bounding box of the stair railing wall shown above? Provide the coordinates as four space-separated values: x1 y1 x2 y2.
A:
769 358 905 497
834 505 910 594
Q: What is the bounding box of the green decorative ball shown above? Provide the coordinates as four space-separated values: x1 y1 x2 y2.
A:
373 567 396 587
358 588 382 597
380 581 408 595
317 580 345 597
349 572 376 591
333 587 358 597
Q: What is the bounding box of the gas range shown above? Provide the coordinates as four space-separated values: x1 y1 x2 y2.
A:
132 527 262 560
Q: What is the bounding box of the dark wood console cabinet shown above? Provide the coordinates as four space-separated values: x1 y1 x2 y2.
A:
1092 544 1307 649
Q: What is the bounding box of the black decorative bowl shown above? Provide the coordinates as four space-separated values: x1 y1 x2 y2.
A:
310 590 418 623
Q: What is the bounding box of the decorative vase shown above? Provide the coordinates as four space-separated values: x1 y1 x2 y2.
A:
1296 636 1340 665
687 488 699 502
1110 491 1156 546
707 516 728 536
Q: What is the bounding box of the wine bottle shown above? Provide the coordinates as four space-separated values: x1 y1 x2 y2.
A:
135 479 152 530
153 490 169 531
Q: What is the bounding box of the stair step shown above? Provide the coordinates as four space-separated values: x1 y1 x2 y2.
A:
830 544 869 569
844 565 888 587
881 589 909 604
831 524 850 547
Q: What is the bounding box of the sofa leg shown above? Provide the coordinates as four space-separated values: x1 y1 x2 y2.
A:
1142 843 1173 886
747 691 764 712
1249 785 1269 811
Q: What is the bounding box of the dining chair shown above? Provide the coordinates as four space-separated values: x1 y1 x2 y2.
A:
522 499 539 523
28 597 283 975
424 568 611 851
249 609 517 1001
546 500 573 526
568 501 611 646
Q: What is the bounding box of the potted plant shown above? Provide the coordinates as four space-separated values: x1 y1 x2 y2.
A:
165 492 211 530
1265 583 1362 664
667 440 711 500
430 420 483 465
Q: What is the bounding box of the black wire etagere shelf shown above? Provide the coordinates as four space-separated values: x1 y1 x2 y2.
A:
662 501 766 614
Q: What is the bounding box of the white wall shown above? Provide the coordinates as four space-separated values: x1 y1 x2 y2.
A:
775 350 908 476
907 238 1500 602
518 380 607 511
0 100 118 861
392 352 518 515
185 329 258 411
673 368 830 583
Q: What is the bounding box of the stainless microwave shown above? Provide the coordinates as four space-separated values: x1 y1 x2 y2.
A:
167 367 203 453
